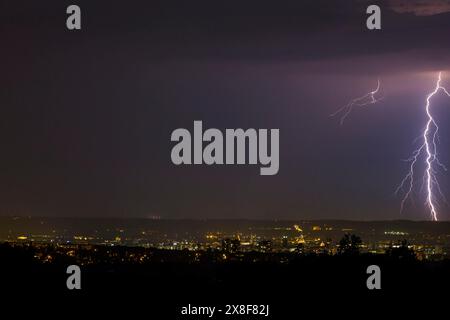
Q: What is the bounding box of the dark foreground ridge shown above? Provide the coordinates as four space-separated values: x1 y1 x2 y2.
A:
1 218 448 317
1 240 449 317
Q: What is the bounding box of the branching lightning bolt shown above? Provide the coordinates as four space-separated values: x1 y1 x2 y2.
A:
396 72 450 221
330 79 382 125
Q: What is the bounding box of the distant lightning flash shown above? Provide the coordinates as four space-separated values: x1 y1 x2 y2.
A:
330 79 382 124
396 72 450 221
333 72 450 221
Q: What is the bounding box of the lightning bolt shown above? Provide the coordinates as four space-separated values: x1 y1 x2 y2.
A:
330 79 382 125
396 72 450 221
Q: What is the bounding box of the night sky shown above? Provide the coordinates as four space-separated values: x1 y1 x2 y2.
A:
2 0 450 220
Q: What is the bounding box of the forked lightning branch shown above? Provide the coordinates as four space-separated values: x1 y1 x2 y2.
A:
333 72 450 221
396 72 450 221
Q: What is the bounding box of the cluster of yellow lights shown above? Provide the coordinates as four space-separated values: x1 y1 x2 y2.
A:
205 234 218 240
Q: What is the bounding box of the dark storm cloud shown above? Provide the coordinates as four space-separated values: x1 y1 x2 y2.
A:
387 0 450 16
1 1 450 220
93 0 450 71
2 0 450 68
